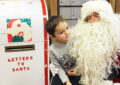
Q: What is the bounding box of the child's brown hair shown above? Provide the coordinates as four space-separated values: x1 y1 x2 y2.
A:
45 16 66 36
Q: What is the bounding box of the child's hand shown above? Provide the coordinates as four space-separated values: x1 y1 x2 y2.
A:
67 69 76 76
66 81 72 85
49 63 58 76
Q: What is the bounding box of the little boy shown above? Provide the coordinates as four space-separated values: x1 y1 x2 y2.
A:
45 16 81 85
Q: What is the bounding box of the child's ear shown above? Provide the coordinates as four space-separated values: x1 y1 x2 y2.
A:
49 35 55 39
49 35 55 42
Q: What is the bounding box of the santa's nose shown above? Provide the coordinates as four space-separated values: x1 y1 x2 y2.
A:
88 17 95 23
88 16 101 23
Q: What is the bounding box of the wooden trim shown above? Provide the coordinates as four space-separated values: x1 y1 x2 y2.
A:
109 0 116 12
109 0 120 13
46 0 58 17
116 0 120 13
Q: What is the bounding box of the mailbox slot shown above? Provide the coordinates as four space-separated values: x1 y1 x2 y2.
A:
5 44 35 52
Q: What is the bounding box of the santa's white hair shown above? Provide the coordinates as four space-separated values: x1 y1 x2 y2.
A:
70 0 120 85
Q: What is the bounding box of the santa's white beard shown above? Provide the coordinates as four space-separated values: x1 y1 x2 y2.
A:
71 21 120 85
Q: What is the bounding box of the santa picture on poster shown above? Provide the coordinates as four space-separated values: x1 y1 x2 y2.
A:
7 18 32 42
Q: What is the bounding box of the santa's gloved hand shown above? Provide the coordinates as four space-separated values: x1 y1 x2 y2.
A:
49 63 58 76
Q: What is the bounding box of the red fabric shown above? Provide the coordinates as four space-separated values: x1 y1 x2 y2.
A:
113 77 120 83
113 55 120 83
116 55 120 65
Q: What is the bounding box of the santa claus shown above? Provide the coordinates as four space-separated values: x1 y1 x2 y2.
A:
70 0 120 85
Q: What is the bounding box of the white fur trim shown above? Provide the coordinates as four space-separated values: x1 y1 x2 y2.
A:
81 0 113 20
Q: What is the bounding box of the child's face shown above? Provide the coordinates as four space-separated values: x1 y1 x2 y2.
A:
85 12 101 23
54 21 70 43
